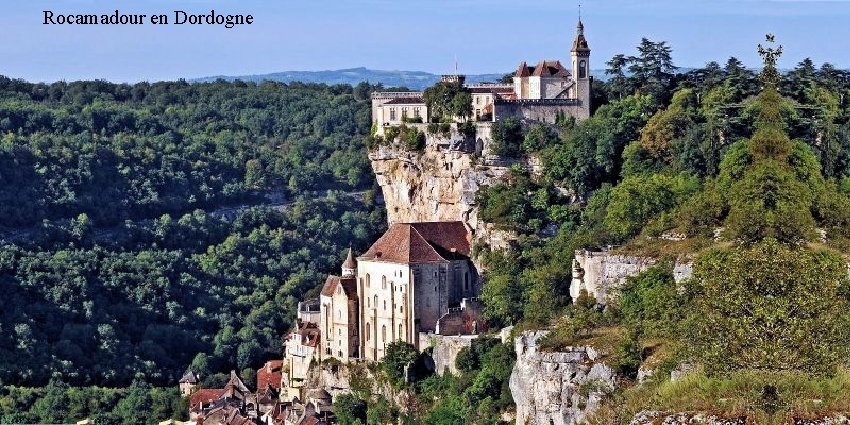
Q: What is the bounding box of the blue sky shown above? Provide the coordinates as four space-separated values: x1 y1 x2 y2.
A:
2 0 850 82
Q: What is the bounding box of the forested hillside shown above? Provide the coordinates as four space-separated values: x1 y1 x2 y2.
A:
0 77 386 401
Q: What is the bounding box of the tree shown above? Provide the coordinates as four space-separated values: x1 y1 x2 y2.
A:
381 341 419 387
605 53 631 100
335 393 367 425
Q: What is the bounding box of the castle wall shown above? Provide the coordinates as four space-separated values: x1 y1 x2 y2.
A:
493 100 589 124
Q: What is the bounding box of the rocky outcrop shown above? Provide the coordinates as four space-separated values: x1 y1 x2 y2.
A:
510 330 616 425
630 411 747 425
570 249 694 303
419 333 478 376
369 140 518 250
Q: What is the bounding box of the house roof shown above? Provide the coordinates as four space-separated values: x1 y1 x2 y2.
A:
320 275 357 299
257 360 283 391
383 97 425 105
296 321 320 347
190 389 225 411
469 87 514 94
222 370 250 400
359 222 471 264
179 370 198 384
515 60 571 78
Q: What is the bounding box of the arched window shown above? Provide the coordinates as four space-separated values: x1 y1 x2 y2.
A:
579 60 587 78
382 325 386 342
389 108 396 121
366 274 370 287
337 310 341 320
366 323 370 341
374 295 378 308
383 300 386 310
382 276 386 289
398 324 403 339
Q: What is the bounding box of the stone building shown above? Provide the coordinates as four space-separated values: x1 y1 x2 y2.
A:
355 221 477 361
370 20 593 135
282 321 320 400
318 248 360 362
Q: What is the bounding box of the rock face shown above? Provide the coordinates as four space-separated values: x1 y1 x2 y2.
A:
369 140 517 250
419 333 478 376
570 249 694 303
510 330 616 425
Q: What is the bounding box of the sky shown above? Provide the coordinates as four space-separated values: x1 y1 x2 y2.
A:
2 0 850 83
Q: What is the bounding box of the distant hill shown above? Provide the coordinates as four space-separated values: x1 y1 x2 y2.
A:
189 67 608 89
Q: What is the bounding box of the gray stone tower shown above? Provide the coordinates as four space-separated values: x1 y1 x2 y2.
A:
571 19 592 119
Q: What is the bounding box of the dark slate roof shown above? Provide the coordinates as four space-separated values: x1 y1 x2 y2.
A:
179 370 198 384
359 222 471 264
383 97 425 105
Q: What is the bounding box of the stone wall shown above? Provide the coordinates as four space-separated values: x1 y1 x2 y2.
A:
493 100 589 124
418 333 478 376
510 330 616 425
569 250 694 303
435 298 485 336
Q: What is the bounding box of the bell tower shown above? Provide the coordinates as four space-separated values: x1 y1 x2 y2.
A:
571 19 592 118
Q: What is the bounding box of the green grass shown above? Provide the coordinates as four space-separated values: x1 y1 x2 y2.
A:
599 368 850 425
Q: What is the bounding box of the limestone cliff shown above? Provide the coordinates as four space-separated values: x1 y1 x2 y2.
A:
369 130 518 249
510 330 616 425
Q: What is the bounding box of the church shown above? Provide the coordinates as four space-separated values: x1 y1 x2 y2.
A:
317 221 479 363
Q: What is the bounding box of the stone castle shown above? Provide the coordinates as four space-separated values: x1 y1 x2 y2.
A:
371 20 592 134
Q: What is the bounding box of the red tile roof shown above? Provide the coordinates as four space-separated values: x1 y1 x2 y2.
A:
359 222 471 264
532 60 570 77
257 360 283 391
190 389 225 411
320 275 357 299
343 247 357 269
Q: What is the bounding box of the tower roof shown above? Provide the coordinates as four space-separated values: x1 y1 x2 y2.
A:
572 19 590 53
342 247 356 269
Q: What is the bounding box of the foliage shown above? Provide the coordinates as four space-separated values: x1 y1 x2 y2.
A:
0 383 185 425
489 117 523 157
0 78 386 389
683 240 850 375
422 82 472 121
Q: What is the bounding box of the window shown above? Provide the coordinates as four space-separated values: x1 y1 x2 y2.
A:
366 274 370 287
382 276 386 289
579 60 587 78
402 107 408 119
366 323 370 341
337 310 341 319
374 295 378 308
476 97 481 105
398 324 403 339
383 300 387 310
338 329 342 336
389 108 396 121
414 107 421 118
382 325 386 342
